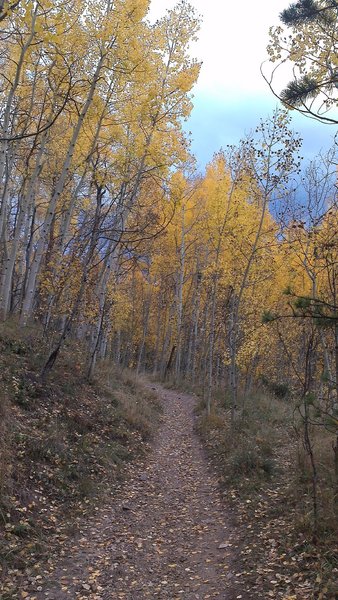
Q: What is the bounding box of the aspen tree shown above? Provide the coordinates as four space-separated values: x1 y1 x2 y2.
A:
226 109 301 423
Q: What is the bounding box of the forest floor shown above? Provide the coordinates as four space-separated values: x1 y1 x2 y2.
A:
2 376 336 600
14 384 247 600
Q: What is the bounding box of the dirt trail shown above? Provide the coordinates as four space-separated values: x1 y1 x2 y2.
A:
32 385 244 600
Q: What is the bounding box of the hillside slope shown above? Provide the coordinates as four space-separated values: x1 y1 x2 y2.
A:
0 322 160 597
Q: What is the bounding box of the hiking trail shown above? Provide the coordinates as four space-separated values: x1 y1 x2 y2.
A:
32 385 245 600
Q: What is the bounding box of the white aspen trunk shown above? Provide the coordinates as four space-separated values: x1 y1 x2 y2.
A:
191 278 201 384
229 294 238 423
20 192 57 324
0 166 9 247
59 174 87 251
160 302 175 378
88 307 105 380
0 134 47 319
0 151 14 254
76 321 87 341
334 323 338 407
19 201 35 306
186 320 194 379
86 124 157 376
229 196 268 422
11 209 30 313
186 270 203 380
88 242 117 377
175 204 185 378
99 330 109 360
20 53 106 325
152 296 162 375
30 81 111 327
0 156 14 307
206 274 218 415
331 261 337 412
206 179 235 409
186 282 201 380
199 298 210 391
0 176 10 256
41 171 92 331
115 329 121 365
87 192 129 376
215 354 221 388
0 7 38 198
137 294 151 375
58 98 110 252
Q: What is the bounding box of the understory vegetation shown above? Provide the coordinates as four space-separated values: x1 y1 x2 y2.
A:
0 320 161 595
193 384 338 598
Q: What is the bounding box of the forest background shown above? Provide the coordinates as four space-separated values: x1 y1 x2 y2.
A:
0 1 337 598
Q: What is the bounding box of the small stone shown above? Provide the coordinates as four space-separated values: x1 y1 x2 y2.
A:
82 583 91 591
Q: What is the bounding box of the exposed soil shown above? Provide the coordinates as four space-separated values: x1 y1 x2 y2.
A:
21 385 247 600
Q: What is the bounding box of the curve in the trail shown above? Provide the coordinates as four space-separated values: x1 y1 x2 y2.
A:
33 385 243 600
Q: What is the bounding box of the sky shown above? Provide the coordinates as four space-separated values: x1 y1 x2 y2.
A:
149 0 336 169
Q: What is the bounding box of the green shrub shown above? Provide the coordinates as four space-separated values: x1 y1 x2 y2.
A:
261 457 275 476
229 444 260 476
13 523 31 538
260 376 290 399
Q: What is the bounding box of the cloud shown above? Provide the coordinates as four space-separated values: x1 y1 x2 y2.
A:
149 0 288 94
185 93 336 170
149 0 336 168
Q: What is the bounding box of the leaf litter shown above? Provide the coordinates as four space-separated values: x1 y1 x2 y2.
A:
3 385 250 599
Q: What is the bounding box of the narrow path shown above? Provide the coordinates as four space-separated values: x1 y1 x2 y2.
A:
33 385 243 600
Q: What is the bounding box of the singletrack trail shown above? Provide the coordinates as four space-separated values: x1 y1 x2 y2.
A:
32 385 245 600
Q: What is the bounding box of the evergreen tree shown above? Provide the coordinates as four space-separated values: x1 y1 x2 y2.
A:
266 0 338 123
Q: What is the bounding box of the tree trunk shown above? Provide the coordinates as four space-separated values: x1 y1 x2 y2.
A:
0 134 47 319
229 294 239 425
20 52 106 325
0 6 38 198
137 294 151 375
175 204 186 379
164 345 176 381
206 274 218 415
152 297 162 376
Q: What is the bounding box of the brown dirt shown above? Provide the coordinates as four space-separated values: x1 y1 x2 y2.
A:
25 385 248 599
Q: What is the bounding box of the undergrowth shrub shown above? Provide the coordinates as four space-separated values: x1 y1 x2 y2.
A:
260 376 291 399
292 429 337 538
229 442 260 476
196 388 289 486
